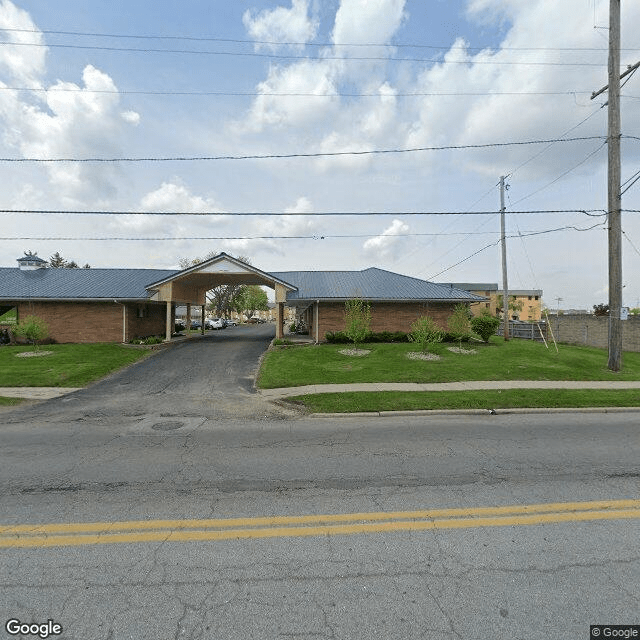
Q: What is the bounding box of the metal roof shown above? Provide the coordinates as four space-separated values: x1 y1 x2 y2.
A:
0 267 178 301
269 268 486 302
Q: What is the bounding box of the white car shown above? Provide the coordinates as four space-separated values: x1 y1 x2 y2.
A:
206 318 225 330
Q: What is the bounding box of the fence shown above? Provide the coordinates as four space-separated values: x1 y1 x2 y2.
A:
497 315 640 352
497 320 548 342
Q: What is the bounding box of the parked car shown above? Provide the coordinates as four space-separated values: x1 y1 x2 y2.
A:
247 317 265 324
189 320 202 330
206 318 225 330
224 319 237 327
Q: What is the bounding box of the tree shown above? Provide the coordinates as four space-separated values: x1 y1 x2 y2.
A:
344 299 371 350
409 316 443 353
13 315 49 350
496 294 523 319
447 304 472 347
235 285 269 320
49 252 88 268
593 303 610 316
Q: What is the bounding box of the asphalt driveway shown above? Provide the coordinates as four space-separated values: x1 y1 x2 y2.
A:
4 323 299 424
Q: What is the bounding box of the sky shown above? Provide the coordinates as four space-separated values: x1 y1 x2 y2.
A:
1 0 640 310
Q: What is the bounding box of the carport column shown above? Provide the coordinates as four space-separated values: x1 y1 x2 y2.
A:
274 283 287 340
186 304 191 334
201 305 205 335
165 301 172 342
315 300 319 344
276 302 284 339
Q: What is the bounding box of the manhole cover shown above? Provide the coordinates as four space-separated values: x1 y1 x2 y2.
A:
151 421 184 431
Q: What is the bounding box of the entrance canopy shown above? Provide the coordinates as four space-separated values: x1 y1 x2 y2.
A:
146 253 296 306
145 253 296 340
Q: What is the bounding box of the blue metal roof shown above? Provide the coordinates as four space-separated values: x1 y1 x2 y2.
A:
269 268 486 302
0 268 178 301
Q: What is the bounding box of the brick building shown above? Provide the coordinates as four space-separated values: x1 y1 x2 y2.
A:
1 253 484 344
271 268 485 343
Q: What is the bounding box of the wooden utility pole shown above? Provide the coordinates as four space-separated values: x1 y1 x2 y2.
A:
607 0 622 371
500 176 509 341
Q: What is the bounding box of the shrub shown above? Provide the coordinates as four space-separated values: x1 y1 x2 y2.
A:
470 314 501 343
289 323 297 332
12 315 49 350
344 299 371 350
447 304 472 347
325 331 352 344
409 316 443 353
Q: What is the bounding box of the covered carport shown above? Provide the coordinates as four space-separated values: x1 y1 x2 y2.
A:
145 253 297 342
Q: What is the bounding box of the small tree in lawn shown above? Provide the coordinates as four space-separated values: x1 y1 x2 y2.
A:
344 299 371 350
470 311 501 343
409 316 443 353
447 304 471 348
13 315 49 350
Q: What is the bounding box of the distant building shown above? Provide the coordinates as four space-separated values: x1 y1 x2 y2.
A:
442 283 543 321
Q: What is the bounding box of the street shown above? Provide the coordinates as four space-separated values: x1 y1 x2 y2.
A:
0 327 638 639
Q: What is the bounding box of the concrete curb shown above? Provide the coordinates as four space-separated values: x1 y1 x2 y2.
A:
308 407 640 418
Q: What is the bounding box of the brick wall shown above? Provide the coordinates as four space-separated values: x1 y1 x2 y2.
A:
2 301 168 343
549 314 640 352
12 301 123 343
127 302 167 340
317 301 457 341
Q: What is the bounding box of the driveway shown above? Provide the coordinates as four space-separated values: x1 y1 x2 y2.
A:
4 323 299 424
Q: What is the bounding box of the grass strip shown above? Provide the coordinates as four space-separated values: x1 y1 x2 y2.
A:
258 339 640 388
287 389 640 413
0 396 26 407
0 344 150 387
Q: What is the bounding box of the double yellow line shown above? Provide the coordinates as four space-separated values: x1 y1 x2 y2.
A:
1 499 639 549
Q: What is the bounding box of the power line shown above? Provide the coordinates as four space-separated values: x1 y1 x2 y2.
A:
0 41 611 67
0 224 609 243
509 141 607 206
428 222 607 279
2 26 631 52
0 208 608 217
0 86 600 98
622 229 640 258
0 136 608 163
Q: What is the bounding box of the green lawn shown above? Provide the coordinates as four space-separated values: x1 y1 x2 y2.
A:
290 389 640 413
0 344 151 387
258 338 640 389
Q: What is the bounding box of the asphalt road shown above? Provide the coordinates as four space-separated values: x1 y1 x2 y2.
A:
0 327 638 639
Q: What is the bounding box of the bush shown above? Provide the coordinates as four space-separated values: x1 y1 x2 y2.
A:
409 317 443 353
470 314 501 343
447 304 472 346
289 323 297 332
12 315 49 349
344 299 371 350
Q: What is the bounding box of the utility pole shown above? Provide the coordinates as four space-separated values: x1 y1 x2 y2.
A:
607 0 622 371
500 176 509 341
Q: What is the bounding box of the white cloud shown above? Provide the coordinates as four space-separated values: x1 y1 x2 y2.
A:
241 59 339 131
0 0 46 86
363 218 410 261
332 0 406 49
121 110 140 125
243 0 318 50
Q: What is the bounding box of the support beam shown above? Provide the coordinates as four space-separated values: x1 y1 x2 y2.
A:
276 302 284 339
201 305 205 335
165 301 172 342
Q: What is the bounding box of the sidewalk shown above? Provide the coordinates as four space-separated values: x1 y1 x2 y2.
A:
259 380 640 400
0 387 84 400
